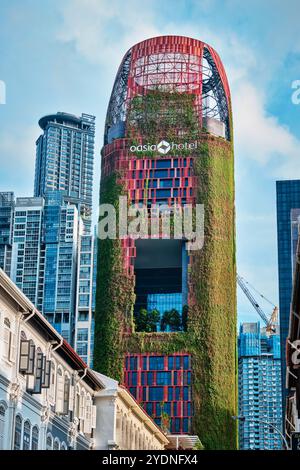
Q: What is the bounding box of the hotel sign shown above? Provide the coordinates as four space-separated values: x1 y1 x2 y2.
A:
129 140 198 155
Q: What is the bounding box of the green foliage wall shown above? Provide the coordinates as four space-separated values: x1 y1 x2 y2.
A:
94 173 135 380
95 137 237 449
95 90 237 449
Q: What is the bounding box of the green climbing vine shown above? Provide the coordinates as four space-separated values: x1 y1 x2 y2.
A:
94 173 135 380
95 89 237 449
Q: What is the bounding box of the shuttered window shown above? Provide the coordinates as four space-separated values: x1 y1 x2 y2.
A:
32 353 43 394
83 395 92 434
91 405 97 429
19 340 36 374
23 420 31 450
53 438 60 450
0 405 5 450
3 318 15 362
69 384 74 411
19 340 30 372
31 426 39 450
14 415 22 450
42 360 51 389
55 368 64 413
26 349 44 394
63 375 70 415
46 434 53 450
75 387 80 419
79 390 85 420
49 362 56 402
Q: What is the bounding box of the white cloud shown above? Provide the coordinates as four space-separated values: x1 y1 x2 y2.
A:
57 0 257 80
0 125 39 195
57 0 300 178
57 0 159 68
233 81 300 177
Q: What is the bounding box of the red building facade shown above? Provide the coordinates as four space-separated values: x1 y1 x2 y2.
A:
95 36 237 449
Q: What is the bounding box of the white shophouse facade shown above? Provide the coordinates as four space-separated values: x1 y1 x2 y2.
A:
0 269 168 450
93 372 168 450
0 268 102 450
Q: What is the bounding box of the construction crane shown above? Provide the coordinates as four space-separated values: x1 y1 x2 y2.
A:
237 274 278 334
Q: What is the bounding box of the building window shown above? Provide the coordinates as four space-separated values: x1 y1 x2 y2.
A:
55 367 64 413
63 375 70 415
0 405 6 450
156 371 171 385
84 394 92 434
149 356 164 370
53 438 60 450
61 441 67 450
46 434 53 450
149 387 164 401
3 317 15 362
23 420 31 450
75 386 81 419
79 389 86 422
14 415 22 450
31 426 39 450
49 361 56 402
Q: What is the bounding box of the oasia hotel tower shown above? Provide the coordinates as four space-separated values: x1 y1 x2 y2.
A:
95 36 237 449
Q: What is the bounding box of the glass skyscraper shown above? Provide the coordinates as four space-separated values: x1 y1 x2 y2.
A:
0 111 96 363
0 192 14 276
11 196 45 308
1 189 96 360
34 112 95 234
276 180 300 413
238 322 282 450
9 193 80 344
74 232 97 367
43 191 81 343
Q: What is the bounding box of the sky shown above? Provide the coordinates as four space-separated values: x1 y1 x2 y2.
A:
1 0 300 325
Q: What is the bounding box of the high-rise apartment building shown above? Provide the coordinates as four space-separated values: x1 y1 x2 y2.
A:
0 111 96 361
9 193 80 343
34 112 95 233
95 36 237 449
43 191 81 343
74 233 97 367
238 322 282 450
276 180 300 411
11 197 45 308
0 189 96 361
0 192 14 276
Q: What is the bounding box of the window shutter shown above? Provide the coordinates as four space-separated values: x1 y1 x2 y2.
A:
48 363 56 403
55 370 64 413
27 341 36 374
26 373 35 392
83 405 91 434
9 331 16 363
3 327 10 360
63 377 70 415
32 353 43 394
69 385 74 411
91 405 97 429
42 360 51 388
19 340 30 372
79 393 85 420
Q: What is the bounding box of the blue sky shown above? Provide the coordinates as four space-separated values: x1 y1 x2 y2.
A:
1 0 300 325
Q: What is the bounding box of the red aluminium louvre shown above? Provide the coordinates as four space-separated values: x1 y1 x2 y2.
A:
99 35 234 440
124 352 193 434
104 34 231 147
128 35 230 105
